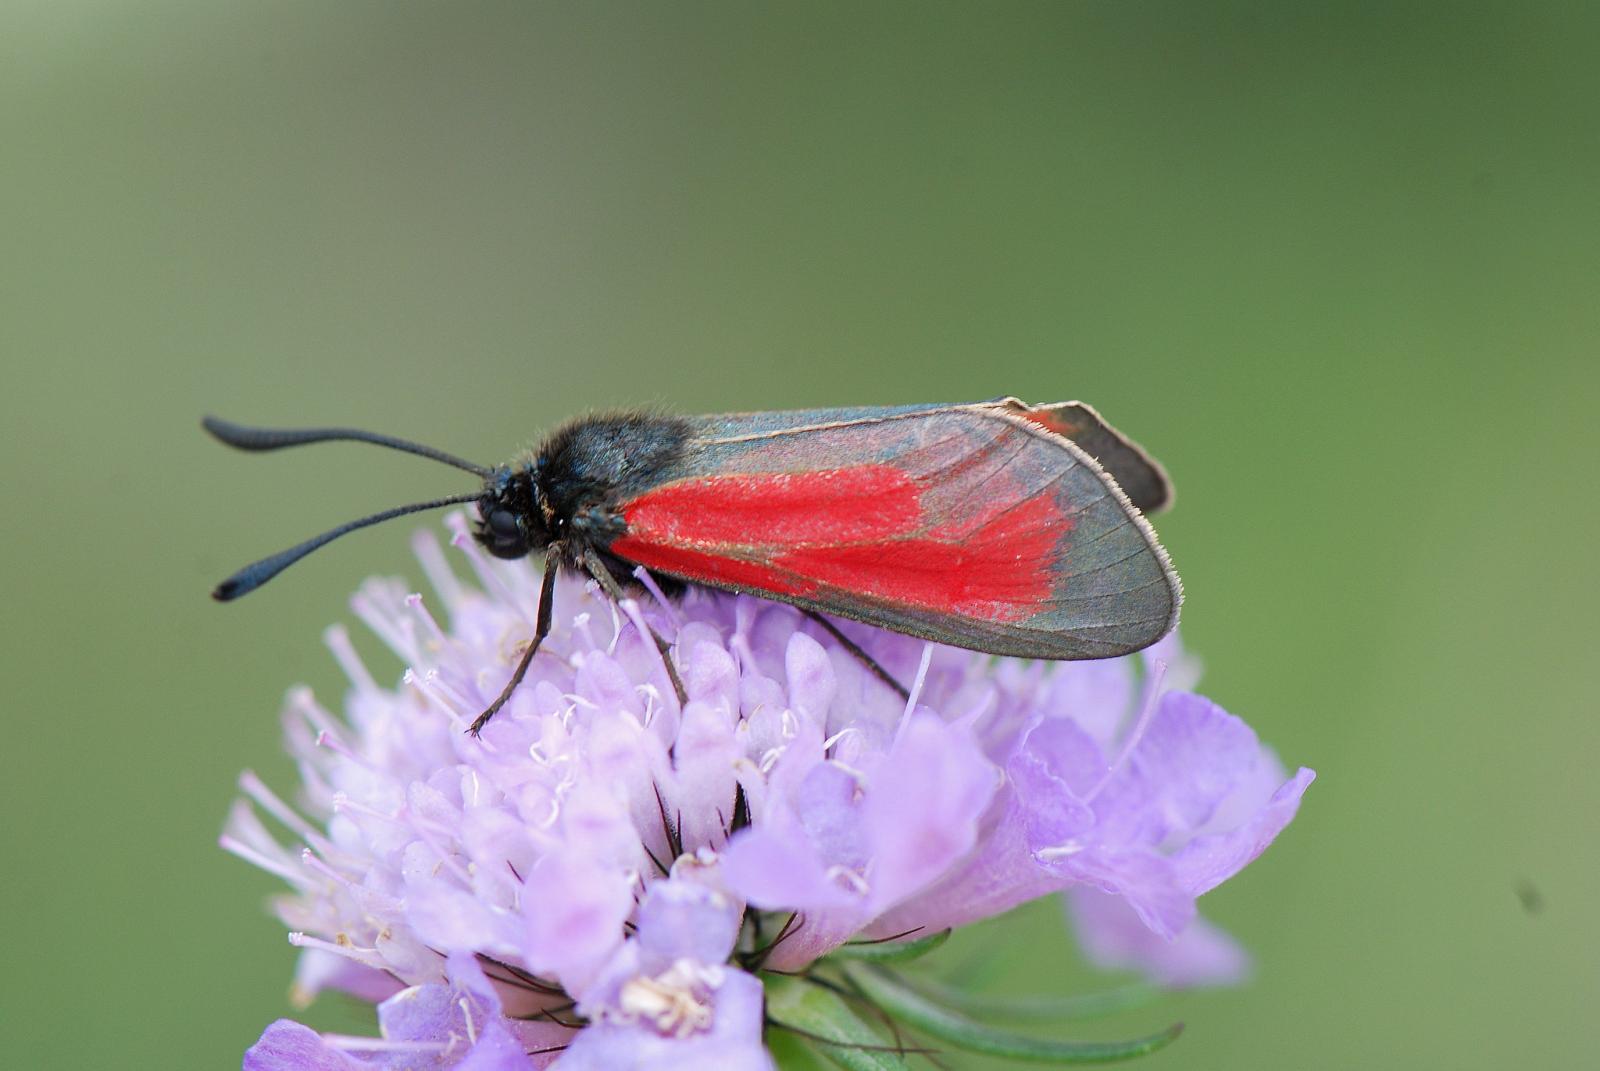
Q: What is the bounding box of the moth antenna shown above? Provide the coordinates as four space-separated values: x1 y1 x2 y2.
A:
202 416 491 477
213 493 481 601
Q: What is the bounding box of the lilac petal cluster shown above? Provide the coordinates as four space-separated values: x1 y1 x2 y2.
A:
558 873 770 1070
224 513 1313 1067
245 951 537 1071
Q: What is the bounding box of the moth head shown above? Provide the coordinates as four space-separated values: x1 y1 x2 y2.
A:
473 466 549 560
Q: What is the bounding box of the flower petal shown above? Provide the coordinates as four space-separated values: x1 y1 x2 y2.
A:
521 848 633 990
1067 888 1251 988
634 878 744 973
721 815 858 912
242 1021 365 1071
1173 766 1316 896
1094 692 1264 848
862 714 998 910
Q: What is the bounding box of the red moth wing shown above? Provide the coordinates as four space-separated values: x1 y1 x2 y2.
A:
604 403 1180 660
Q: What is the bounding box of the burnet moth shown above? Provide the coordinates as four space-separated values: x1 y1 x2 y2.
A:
205 399 1180 734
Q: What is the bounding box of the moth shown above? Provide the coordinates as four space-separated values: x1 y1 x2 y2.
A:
206 399 1180 734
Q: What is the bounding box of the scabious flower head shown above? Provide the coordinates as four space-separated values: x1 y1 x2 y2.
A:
226 513 1313 1069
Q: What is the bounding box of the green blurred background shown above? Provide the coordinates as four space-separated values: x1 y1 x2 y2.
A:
4 2 1596 1067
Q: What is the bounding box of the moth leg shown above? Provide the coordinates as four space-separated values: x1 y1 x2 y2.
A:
468 552 559 736
802 610 910 700
580 547 689 707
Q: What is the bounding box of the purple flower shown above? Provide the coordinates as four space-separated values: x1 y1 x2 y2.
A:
225 514 1312 1067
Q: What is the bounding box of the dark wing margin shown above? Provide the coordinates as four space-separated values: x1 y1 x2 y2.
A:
603 403 1181 660
991 398 1173 513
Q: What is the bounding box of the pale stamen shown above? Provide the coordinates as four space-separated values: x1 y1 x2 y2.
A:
617 960 717 1038
323 624 379 694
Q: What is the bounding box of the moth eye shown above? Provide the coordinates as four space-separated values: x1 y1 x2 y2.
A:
488 509 519 538
480 507 528 559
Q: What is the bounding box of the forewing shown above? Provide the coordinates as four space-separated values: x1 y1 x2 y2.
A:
605 405 1180 659
675 399 1173 513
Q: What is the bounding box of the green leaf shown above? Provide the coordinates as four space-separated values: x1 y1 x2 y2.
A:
827 928 952 963
767 1028 841 1071
901 975 1158 1022
765 974 913 1071
842 965 1183 1064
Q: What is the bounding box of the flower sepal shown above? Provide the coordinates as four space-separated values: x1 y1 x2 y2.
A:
763 974 913 1071
843 965 1180 1066
823 929 951 964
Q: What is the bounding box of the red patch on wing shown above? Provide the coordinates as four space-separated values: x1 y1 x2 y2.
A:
775 495 1061 620
622 465 922 545
607 538 815 597
613 462 1070 622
